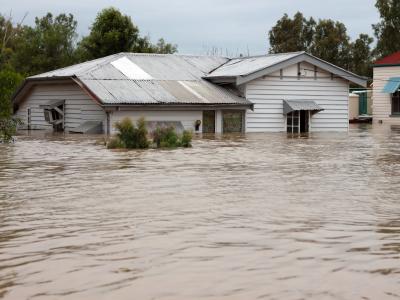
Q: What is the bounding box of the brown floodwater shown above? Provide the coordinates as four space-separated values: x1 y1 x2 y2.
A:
0 124 400 300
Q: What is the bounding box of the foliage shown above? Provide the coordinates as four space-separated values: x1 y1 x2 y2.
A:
11 13 78 76
112 117 149 149
108 118 192 149
0 69 24 118
77 7 139 60
153 126 179 148
373 0 400 58
268 12 374 76
310 19 352 70
106 137 123 149
0 69 24 143
268 12 316 53
152 126 192 148
0 14 22 69
180 130 193 148
0 118 21 143
351 34 374 78
78 7 177 60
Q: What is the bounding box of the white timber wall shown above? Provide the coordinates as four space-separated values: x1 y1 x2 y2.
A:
372 66 400 125
244 62 350 132
15 83 106 131
110 110 202 134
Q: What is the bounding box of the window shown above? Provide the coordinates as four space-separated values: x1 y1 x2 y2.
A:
392 91 400 115
287 111 299 133
287 111 310 133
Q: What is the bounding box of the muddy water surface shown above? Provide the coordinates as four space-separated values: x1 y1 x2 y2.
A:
0 125 400 299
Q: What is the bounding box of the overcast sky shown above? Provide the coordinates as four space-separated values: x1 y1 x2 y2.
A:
1 0 379 56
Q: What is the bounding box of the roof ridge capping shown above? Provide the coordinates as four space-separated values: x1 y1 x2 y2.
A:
206 51 367 87
230 51 306 60
120 52 229 59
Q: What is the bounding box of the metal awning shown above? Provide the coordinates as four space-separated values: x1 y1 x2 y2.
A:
283 100 324 115
39 99 65 109
382 77 400 94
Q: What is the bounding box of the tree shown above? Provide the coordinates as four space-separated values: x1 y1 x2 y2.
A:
373 0 400 58
310 19 352 70
0 69 23 143
351 34 374 77
269 13 357 71
268 12 315 53
11 13 78 75
78 7 139 60
78 7 177 60
0 13 26 70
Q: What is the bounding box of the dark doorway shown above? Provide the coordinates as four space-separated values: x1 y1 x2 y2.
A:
300 110 309 133
202 110 215 133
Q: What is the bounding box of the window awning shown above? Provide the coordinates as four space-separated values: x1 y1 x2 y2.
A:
283 100 324 115
382 77 400 94
39 99 65 109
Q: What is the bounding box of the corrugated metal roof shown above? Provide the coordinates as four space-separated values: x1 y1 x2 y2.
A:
206 52 303 78
283 100 324 115
28 53 250 106
374 51 400 66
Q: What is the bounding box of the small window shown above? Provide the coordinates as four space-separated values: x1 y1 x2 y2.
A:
392 91 400 115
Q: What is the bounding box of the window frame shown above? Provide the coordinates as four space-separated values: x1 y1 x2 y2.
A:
392 90 400 116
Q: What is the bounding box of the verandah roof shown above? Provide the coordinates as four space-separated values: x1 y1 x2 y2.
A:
283 100 324 115
382 77 400 94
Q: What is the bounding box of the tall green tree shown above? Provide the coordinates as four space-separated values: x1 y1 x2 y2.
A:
310 19 352 70
78 7 140 60
351 34 374 78
373 0 400 58
268 12 315 53
11 13 78 75
0 14 25 70
0 69 23 142
78 7 177 60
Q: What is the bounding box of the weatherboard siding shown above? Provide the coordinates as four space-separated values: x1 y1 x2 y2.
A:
245 62 350 132
372 66 400 125
16 83 106 131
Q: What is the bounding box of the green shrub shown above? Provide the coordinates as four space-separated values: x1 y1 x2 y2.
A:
108 118 193 150
136 117 149 149
113 117 149 149
181 130 192 148
153 126 193 148
106 137 123 149
0 70 24 143
0 117 22 143
153 126 179 148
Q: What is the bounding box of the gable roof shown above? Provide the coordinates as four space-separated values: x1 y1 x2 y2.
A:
205 52 367 87
14 53 251 107
374 51 400 67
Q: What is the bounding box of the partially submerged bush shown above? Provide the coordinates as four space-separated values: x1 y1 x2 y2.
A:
181 130 193 148
106 137 123 149
0 117 22 143
111 117 149 149
153 126 192 148
107 117 193 149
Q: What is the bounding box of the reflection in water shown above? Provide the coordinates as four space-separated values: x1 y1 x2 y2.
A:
0 124 400 299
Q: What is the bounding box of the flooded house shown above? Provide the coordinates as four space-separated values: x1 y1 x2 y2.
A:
13 52 366 134
372 51 400 125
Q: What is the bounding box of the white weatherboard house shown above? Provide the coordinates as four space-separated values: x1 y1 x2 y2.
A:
13 52 367 134
372 51 400 125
